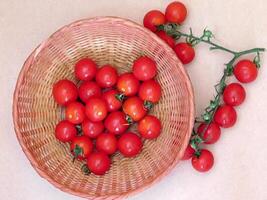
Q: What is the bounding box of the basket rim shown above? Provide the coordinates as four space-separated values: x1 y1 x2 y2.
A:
12 16 195 200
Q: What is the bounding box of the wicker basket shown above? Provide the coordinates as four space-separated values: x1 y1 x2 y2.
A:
13 17 194 199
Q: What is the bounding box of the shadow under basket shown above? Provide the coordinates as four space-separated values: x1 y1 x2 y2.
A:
13 17 195 200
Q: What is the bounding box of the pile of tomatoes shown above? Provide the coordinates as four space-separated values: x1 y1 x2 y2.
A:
52 56 162 175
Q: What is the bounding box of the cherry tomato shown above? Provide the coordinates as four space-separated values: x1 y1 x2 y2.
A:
165 1 187 24
214 105 237 128
197 122 221 144
174 42 195 64
74 58 97 81
156 30 175 49
95 65 118 88
138 115 161 139
123 97 147 122
143 10 166 32
191 149 214 172
96 133 117 155
181 145 195 160
102 89 122 112
82 118 104 138
104 111 129 135
87 152 111 175
234 60 258 83
223 83 246 106
118 132 143 157
78 81 101 103
52 79 78 105
85 97 108 122
117 73 140 96
55 120 77 142
139 79 161 103
65 102 85 124
70 136 93 160
132 56 157 81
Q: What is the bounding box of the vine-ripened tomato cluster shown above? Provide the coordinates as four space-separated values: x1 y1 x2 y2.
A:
143 1 265 172
53 56 162 175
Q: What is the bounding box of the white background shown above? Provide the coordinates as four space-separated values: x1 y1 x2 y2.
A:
1 0 267 200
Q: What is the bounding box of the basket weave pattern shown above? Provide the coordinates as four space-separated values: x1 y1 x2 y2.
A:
13 17 194 199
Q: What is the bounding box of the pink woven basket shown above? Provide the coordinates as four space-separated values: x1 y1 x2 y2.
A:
13 17 194 199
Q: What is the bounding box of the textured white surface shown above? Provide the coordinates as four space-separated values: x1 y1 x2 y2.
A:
0 0 267 200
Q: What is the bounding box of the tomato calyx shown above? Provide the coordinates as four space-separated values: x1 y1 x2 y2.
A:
144 100 153 110
81 164 91 175
72 144 84 162
115 93 125 102
126 115 133 125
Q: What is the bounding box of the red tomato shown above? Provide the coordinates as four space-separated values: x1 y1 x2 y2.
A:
174 43 195 64
70 136 93 160
74 58 97 81
181 144 195 160
118 132 143 157
102 89 122 112
117 73 140 96
85 97 108 122
138 115 161 139
55 120 77 142
132 56 157 81
82 118 104 138
214 105 237 128
78 81 101 103
234 60 258 83
139 79 161 103
165 1 187 24
143 10 166 32
65 102 85 124
104 111 129 135
223 83 246 106
96 133 117 155
52 79 78 105
87 152 111 175
197 122 221 144
191 149 214 172
95 65 118 88
156 30 175 49
123 97 147 122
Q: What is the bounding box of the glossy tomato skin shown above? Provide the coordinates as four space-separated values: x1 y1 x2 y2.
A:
104 111 129 135
70 136 93 160
138 115 161 139
74 58 97 81
165 1 187 24
65 102 86 124
143 10 166 32
55 120 77 142
117 73 140 96
191 149 214 172
96 133 117 155
197 122 221 144
223 83 246 106
181 145 195 160
156 30 175 49
234 60 258 83
78 81 101 103
85 97 108 122
82 118 104 138
123 97 147 122
214 105 237 128
132 56 157 81
139 79 161 103
87 152 111 175
174 43 195 64
118 132 143 157
52 79 78 106
95 65 118 88
102 89 122 112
